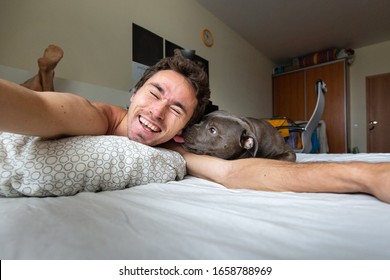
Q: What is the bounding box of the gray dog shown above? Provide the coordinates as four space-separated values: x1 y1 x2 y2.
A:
182 110 296 162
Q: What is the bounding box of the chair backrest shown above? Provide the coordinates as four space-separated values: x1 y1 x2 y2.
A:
296 80 326 153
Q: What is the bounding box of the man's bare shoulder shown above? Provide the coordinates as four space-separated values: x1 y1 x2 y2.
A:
92 102 128 136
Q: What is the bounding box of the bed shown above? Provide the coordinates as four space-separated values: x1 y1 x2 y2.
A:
1 132 390 260
1 66 390 260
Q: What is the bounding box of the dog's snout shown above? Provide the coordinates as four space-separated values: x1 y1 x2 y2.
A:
182 127 195 143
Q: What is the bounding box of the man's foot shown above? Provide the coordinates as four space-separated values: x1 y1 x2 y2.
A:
37 44 64 91
37 44 64 72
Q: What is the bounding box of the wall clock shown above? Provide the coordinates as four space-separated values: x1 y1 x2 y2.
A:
202 29 214 47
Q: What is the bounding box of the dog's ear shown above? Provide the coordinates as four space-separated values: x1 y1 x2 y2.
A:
240 130 259 157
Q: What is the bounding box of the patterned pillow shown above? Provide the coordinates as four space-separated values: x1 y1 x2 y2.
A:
0 133 186 197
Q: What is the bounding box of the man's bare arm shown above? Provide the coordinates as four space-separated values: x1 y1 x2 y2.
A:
163 141 390 203
0 79 109 138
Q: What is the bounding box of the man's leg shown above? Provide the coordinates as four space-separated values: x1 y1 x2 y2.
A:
20 75 43 91
20 44 64 91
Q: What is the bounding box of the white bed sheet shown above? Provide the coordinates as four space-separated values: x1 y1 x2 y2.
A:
1 153 390 260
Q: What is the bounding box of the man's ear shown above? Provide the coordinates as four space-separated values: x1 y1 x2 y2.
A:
240 130 258 157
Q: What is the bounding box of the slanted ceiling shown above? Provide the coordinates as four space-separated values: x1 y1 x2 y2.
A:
196 0 390 64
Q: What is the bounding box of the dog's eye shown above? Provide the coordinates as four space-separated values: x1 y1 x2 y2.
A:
209 127 217 134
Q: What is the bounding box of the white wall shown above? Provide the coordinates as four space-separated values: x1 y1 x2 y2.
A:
349 40 390 152
0 0 274 118
0 64 132 107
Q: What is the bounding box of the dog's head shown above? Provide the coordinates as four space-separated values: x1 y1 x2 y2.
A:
182 110 258 159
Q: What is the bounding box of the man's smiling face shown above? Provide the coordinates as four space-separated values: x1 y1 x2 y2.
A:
127 70 197 146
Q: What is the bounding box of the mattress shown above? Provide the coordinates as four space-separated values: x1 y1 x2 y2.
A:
1 152 389 260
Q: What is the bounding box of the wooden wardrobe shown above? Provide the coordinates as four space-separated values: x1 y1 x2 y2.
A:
272 59 349 153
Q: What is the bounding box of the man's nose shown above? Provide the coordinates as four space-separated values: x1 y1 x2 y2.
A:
150 101 167 119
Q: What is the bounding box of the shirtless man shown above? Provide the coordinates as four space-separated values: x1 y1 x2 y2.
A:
1 46 209 145
1 45 389 203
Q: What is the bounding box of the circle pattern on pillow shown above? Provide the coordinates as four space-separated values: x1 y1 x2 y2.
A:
0 133 186 197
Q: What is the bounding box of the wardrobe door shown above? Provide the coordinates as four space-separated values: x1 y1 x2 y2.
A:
273 71 305 120
305 60 348 153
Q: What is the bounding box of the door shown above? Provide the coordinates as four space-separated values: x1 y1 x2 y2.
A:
366 72 390 152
